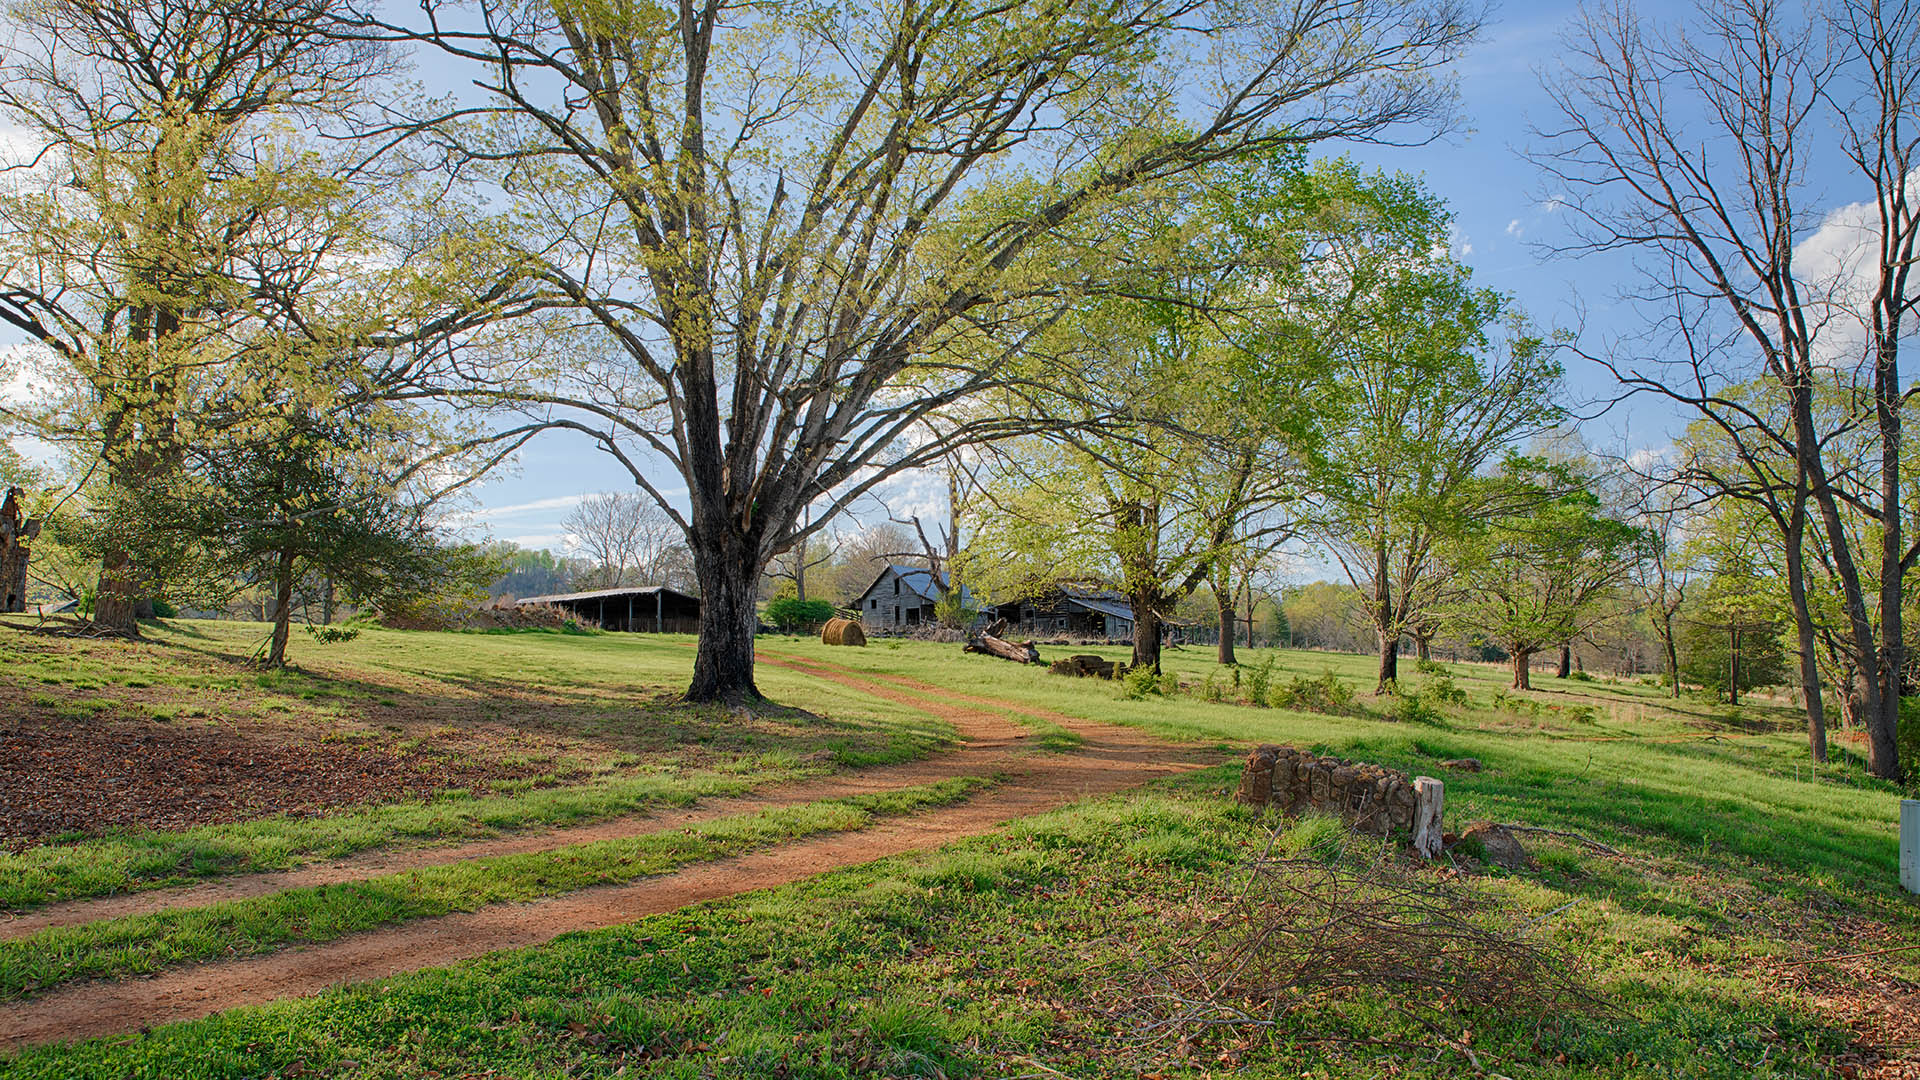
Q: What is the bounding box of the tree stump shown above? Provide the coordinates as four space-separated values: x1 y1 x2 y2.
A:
1411 776 1445 860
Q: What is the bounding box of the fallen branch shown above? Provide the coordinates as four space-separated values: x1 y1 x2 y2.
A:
1495 824 1621 856
1778 942 1920 967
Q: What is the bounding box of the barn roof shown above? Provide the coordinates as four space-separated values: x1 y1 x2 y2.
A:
857 564 975 606
515 585 698 606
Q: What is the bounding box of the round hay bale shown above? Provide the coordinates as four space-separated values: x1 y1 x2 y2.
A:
821 617 867 646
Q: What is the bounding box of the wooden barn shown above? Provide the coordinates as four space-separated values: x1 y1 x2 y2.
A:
852 565 975 631
990 584 1136 641
515 586 701 632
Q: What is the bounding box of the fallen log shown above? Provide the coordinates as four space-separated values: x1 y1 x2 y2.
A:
964 631 1041 664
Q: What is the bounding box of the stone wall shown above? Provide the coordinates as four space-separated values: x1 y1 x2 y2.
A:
1236 744 1420 837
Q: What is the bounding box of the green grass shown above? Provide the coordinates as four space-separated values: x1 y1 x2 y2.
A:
0 621 959 909
0 777 993 1001
0 775 1851 1079
2 624 1911 1077
0 765 816 911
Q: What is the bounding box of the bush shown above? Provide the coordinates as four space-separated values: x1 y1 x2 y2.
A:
1383 691 1444 725
1414 657 1449 676
1900 699 1920 783
1565 669 1595 683
1271 671 1361 716
147 598 178 619
303 624 361 645
1420 672 1468 707
1120 665 1162 700
765 596 835 633
1247 656 1278 707
1201 670 1226 703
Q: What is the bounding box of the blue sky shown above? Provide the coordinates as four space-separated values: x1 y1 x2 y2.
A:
465 1 1657 556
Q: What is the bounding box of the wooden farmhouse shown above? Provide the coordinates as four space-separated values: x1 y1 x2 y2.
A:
852 565 975 630
515 586 701 632
989 584 1136 641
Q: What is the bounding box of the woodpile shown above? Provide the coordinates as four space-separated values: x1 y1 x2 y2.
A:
821 617 867 646
963 619 1040 663
0 487 39 615
1050 653 1129 679
1237 744 1445 857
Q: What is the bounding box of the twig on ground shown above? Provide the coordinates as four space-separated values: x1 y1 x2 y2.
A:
1494 824 1621 855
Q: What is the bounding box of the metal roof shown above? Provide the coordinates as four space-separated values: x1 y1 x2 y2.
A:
859 564 975 606
515 585 696 605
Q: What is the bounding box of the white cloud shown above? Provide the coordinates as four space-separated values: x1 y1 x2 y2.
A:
1506 218 1523 238
1792 169 1920 368
1626 445 1671 471
1459 242 1474 257
1539 195 1566 214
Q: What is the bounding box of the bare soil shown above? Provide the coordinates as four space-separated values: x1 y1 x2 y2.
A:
0 712 555 850
0 652 1218 1049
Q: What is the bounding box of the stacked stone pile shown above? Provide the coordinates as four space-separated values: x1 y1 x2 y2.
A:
1236 744 1420 837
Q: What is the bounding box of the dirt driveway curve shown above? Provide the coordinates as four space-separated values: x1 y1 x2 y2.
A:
0 650 1219 1050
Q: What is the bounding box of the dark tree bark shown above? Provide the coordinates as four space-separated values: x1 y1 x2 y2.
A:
1215 584 1236 666
1511 648 1532 690
1728 624 1741 706
1556 643 1572 680
688 530 764 704
266 545 296 668
1131 594 1164 673
92 548 141 637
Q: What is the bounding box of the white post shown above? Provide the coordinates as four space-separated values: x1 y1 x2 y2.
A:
1902 800 1920 895
1412 777 1444 861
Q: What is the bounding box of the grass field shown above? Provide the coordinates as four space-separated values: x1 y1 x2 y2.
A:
1 617 1915 1078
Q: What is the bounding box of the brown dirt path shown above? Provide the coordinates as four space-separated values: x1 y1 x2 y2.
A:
0 655 1220 1050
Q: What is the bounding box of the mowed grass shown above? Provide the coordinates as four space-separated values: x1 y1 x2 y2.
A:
3 625 1915 1076
0 620 956 909
2 777 1857 1079
0 777 993 1001
765 639 1910 908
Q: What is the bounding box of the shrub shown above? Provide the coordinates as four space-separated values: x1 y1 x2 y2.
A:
1566 669 1595 683
1120 665 1162 700
1420 672 1468 707
303 625 361 645
1246 656 1278 707
1201 670 1226 703
765 596 835 633
1158 671 1181 697
1414 657 1449 676
147 598 178 618
1271 672 1361 716
1383 691 1444 725
1899 699 1920 783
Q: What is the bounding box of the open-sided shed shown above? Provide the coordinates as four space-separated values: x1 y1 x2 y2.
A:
515 586 701 632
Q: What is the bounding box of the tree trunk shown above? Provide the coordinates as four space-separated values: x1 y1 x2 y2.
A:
1242 578 1255 649
1214 584 1236 666
1556 643 1571 679
1876 329 1904 779
1414 632 1432 663
266 546 296 668
1728 624 1740 706
1783 498 1827 761
322 577 336 626
1372 541 1396 693
1795 388 1894 777
1663 625 1682 700
1131 597 1163 673
91 548 141 637
686 533 764 704
1511 648 1532 691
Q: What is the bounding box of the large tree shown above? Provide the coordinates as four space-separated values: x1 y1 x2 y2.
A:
1451 462 1648 690
1308 215 1564 693
362 0 1482 702
1537 0 1920 777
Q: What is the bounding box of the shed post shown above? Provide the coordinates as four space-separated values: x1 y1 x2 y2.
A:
627 595 633 632
1903 800 1920 894
656 589 663 633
